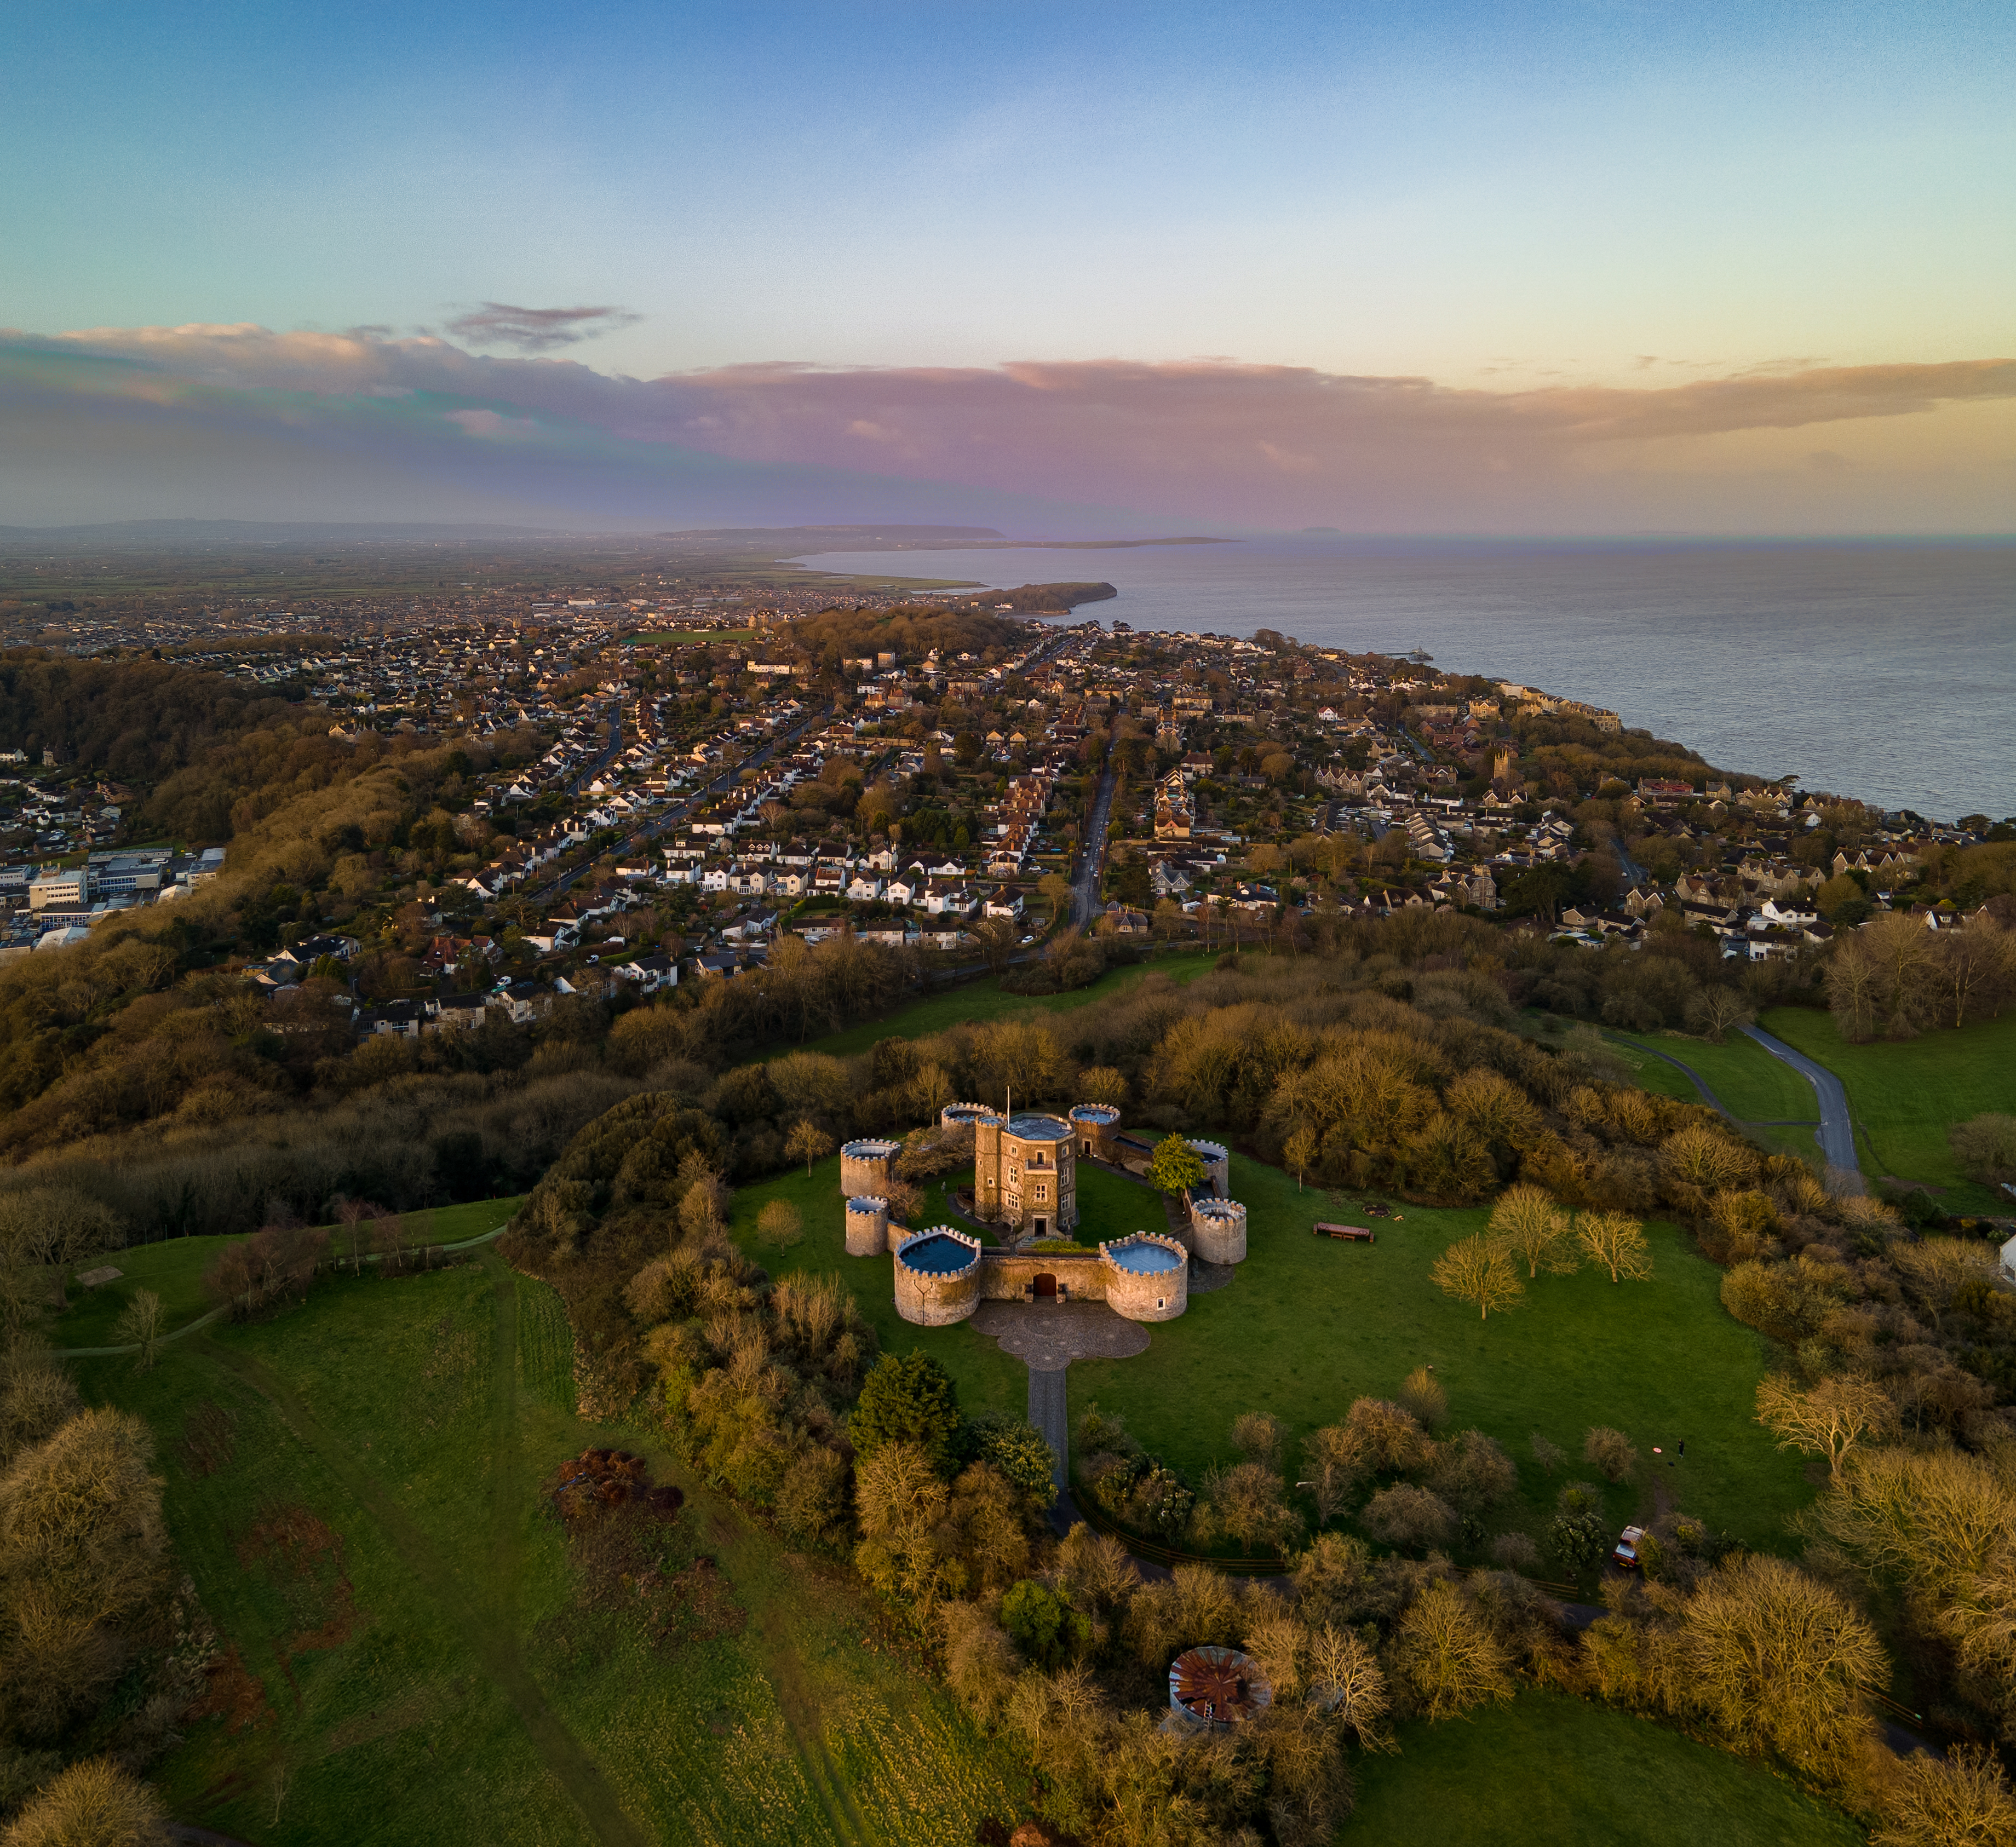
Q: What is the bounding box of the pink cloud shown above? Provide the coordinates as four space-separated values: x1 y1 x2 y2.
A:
5 325 2012 531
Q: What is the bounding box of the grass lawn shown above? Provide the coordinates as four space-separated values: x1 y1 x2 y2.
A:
1348 1692 1860 1847
77 1256 1027 1846
1604 1028 1819 1125
783 950 1219 1060
1761 1005 2016 1209
56 1197 527 1350
729 1157 1030 1423
730 1152 1812 1564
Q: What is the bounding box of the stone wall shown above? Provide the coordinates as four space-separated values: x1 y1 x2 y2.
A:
977 1249 1107 1302
1190 1140 1231 1200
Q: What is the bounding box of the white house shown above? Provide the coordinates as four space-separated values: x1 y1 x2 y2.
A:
846 872 885 902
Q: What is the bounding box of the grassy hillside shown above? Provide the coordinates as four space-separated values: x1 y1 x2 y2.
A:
76 1256 1027 1845
786 949 1218 1060
1350 1692 1860 1846
1761 1005 2016 1208
1603 1028 1819 1125
729 1150 1813 1558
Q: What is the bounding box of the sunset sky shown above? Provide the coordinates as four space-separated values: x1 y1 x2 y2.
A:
3 0 2011 533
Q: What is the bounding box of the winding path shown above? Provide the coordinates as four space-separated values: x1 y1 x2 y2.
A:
1737 1022 1863 1179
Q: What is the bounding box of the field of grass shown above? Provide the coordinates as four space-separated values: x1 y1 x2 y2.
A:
1349 1693 1860 1846
1761 1005 2016 1209
785 950 1219 1060
55 1197 526 1351
1603 1028 1819 1125
77 1256 1028 1845
730 1150 1812 1561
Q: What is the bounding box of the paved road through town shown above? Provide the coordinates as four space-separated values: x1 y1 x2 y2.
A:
1072 768 1117 927
1738 1021 1863 1178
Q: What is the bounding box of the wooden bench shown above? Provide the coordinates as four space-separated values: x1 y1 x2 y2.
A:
1313 1223 1375 1242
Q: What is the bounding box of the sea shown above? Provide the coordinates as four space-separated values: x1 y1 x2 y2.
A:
788 538 2016 823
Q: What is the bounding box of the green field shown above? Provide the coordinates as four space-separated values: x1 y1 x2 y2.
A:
731 1150 1813 1560
784 950 1219 1060
56 1197 527 1351
1349 1693 1860 1846
77 1256 1027 1845
1604 1028 1819 1125
1761 1005 2016 1208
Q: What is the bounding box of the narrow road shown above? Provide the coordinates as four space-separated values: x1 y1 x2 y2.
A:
1027 1367 1069 1494
1072 768 1117 928
1738 1022 1863 1179
1605 1033 1733 1118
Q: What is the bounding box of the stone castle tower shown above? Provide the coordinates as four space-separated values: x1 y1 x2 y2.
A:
973 1109 1076 1239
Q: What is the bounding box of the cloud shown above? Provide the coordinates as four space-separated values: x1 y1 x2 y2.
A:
443 302 641 352
1 323 2011 533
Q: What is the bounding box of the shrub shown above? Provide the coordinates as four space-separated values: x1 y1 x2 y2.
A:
1398 1366 1448 1431
1001 1578 1091 1668
1950 1113 2016 1184
1360 1484 1455 1552
755 1199 803 1248
1582 1426 1638 1484
1489 1532 1542 1573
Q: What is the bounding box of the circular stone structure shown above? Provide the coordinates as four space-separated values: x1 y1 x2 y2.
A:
893 1227 983 1326
844 1196 890 1257
1099 1233 1189 1321
974 1111 1076 1238
1169 1645 1272 1732
940 1101 1000 1132
1068 1102 1122 1162
1188 1196 1248 1265
840 1138 900 1197
1188 1139 1231 1199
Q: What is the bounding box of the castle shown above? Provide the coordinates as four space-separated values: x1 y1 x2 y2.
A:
838 1103 1250 1326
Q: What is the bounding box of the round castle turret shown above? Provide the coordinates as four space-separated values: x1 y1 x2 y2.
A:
1188 1139 1231 1200
1187 1196 1248 1265
893 1227 983 1326
1069 1102 1122 1162
1100 1233 1189 1321
940 1101 999 1132
845 1196 891 1257
840 1138 900 1196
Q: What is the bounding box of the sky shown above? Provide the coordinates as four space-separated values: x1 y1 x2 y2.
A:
2 0 2012 534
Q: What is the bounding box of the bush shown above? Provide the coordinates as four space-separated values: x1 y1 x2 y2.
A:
1950 1113 2016 1184
755 1199 803 1248
1489 1532 1541 1573
1360 1484 1455 1552
1000 1578 1090 1668
1582 1426 1638 1484
3 1757 168 1847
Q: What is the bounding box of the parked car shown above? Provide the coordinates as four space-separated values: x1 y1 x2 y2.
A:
1612 1525 1647 1570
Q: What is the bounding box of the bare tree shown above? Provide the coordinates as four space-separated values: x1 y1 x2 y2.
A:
112 1291 165 1374
1574 1211 1654 1284
1755 1374 1896 1482
1582 1426 1638 1483
1431 1234 1524 1320
1487 1184 1576 1279
785 1120 834 1177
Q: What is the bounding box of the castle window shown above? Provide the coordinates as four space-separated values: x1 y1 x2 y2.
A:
1033 1184 1047 1201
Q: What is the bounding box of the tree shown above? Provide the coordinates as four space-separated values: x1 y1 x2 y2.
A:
3 1757 169 1847
1684 986 1755 1043
0 1187 122 1324
1076 1065 1127 1109
1304 1622 1393 1748
1038 871 1072 924
1755 1374 1896 1483
853 1441 951 1620
1873 1745 2016 1847
1283 1125 1318 1190
1575 1210 1653 1283
0 1407 166 1738
1950 1112 2016 1185
785 1119 834 1177
852 1351 963 1475
968 1414 1059 1510
1001 1579 1092 1668
755 1200 803 1250
1145 1136 1207 1198
1677 1554 1885 1767
1398 1365 1447 1431
973 916 1019 975
1389 1580 1514 1719
1582 1426 1638 1483
111 1290 164 1374
1360 1483 1455 1552
1431 1234 1524 1320
1487 1184 1576 1279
